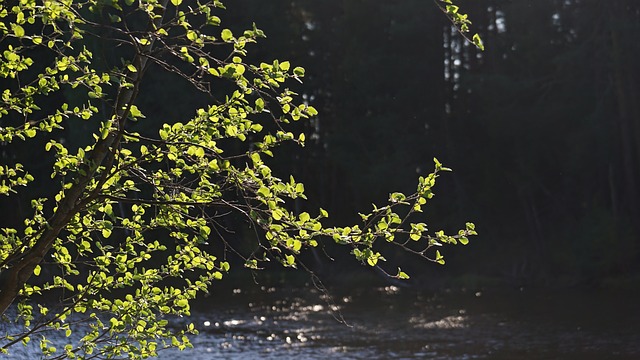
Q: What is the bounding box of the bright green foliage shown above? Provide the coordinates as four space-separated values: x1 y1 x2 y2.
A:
0 0 475 358
438 0 484 50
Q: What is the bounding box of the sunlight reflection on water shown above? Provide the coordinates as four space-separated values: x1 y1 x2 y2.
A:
3 286 640 359
410 315 469 329
156 286 640 360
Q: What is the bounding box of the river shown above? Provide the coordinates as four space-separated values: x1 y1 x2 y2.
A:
3 283 639 359
160 284 640 359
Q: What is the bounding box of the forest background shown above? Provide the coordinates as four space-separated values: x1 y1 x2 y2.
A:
2 0 639 287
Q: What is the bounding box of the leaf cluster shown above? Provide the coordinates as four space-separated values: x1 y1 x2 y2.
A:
0 0 475 358
437 0 484 50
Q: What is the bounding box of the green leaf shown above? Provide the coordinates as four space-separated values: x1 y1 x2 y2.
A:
390 192 406 203
435 250 445 265
129 105 144 118
250 152 261 164
221 29 233 42
285 254 295 266
257 186 271 198
291 240 302 252
472 33 485 51
272 208 284 221
397 268 410 279
12 24 25 37
293 67 305 77
207 15 221 26
171 0 182 6
255 98 265 111
433 157 442 170
225 125 238 136
220 261 230 271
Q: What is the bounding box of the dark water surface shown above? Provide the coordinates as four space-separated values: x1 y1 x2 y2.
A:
159 285 640 359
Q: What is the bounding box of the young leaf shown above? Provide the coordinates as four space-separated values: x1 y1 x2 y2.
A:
12 24 25 37
397 268 410 279
221 29 233 42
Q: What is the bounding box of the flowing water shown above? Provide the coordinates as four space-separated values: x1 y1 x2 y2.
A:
160 285 640 359
4 284 640 359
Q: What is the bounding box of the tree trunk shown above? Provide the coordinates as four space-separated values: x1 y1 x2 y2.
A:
0 0 170 316
608 2 640 229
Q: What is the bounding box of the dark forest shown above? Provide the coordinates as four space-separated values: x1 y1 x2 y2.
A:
223 0 640 286
2 0 639 288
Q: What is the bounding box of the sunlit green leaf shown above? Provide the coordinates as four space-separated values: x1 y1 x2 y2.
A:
12 24 25 37
221 29 233 41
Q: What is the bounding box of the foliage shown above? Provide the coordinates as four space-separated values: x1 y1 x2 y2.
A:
0 0 475 358
437 0 484 50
